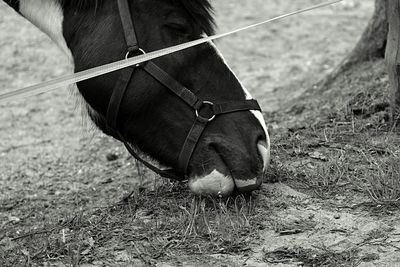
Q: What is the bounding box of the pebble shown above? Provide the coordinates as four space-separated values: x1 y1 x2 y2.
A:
106 153 119 161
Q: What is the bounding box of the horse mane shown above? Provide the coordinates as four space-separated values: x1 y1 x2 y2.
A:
60 0 215 35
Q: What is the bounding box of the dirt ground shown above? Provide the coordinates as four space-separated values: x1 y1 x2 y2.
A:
3 0 400 266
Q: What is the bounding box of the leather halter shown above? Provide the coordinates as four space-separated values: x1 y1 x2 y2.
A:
106 0 262 181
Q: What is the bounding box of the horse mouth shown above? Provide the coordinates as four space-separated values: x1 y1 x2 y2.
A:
188 149 235 196
188 170 235 197
188 140 269 196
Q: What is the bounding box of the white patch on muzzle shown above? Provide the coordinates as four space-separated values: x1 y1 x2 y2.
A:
19 0 73 62
189 170 235 196
234 178 260 189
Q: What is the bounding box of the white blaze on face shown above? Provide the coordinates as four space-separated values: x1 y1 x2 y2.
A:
209 41 271 172
19 0 73 62
190 41 271 194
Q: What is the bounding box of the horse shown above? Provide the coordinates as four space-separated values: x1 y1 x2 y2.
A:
3 0 271 196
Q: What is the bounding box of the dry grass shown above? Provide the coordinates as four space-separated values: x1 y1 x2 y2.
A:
272 77 400 204
298 159 352 198
263 225 400 266
356 157 400 206
0 184 261 266
272 217 317 235
263 245 361 267
289 123 400 207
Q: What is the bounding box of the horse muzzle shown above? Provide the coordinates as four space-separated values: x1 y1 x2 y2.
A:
188 139 270 196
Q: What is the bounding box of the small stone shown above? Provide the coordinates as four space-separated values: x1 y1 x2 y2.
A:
8 216 20 223
334 214 341 220
101 178 113 184
309 151 328 161
106 153 119 161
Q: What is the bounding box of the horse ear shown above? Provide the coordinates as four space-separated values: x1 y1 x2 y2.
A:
3 0 20 12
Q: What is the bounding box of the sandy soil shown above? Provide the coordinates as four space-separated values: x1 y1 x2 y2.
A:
3 1 399 266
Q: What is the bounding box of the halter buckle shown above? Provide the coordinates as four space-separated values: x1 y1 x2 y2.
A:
195 101 216 122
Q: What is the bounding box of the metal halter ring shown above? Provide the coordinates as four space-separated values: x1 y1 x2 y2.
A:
125 48 146 66
195 101 216 122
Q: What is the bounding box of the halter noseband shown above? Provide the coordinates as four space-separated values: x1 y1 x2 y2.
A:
106 0 262 181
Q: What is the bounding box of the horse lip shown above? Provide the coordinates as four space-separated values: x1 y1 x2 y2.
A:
187 139 268 195
187 148 235 196
211 141 267 192
188 170 235 196
234 177 263 193
208 145 261 193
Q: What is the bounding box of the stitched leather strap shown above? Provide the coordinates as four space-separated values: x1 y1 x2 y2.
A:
106 67 135 129
213 100 261 115
177 118 208 173
105 68 184 180
142 62 202 109
121 135 185 181
117 0 139 52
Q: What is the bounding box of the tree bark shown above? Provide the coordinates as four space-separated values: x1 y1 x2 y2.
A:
348 0 388 63
320 0 388 88
385 0 400 117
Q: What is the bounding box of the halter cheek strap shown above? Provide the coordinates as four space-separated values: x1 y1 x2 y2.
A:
105 0 184 181
105 0 262 181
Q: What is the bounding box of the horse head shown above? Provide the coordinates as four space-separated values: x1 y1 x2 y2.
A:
5 0 271 196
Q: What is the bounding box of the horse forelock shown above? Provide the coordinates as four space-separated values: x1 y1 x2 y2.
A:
174 0 215 35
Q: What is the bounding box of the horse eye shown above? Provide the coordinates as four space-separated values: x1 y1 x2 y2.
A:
166 23 189 35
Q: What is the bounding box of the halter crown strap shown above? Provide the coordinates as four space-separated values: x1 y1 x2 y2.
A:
117 0 139 52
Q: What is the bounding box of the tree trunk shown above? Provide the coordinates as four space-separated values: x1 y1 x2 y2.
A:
320 0 388 88
385 0 400 117
348 0 388 63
